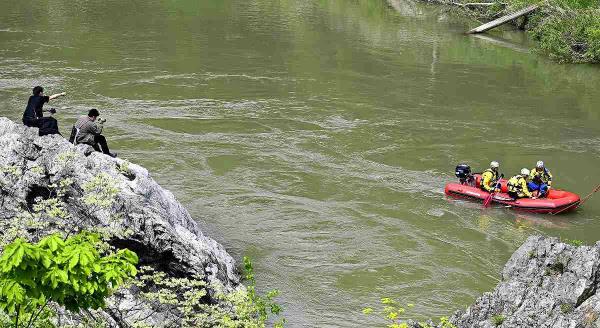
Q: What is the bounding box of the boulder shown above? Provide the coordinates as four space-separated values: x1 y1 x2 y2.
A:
414 236 600 328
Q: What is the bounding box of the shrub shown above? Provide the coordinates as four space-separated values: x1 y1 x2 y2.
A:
242 256 284 326
457 0 600 63
530 9 600 63
82 173 120 210
491 314 505 326
0 233 138 327
0 170 123 246
112 257 285 327
116 161 135 180
0 166 23 202
362 298 456 328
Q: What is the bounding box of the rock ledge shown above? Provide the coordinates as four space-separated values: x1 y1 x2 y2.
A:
416 235 600 328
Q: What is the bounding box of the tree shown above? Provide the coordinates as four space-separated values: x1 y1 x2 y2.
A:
0 233 138 328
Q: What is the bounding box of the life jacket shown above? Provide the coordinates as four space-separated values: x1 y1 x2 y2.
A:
531 168 552 184
507 175 526 193
480 168 499 189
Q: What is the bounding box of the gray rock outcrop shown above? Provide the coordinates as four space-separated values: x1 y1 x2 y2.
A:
417 235 600 328
0 117 239 325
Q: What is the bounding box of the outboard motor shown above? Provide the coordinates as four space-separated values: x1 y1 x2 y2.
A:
455 164 473 185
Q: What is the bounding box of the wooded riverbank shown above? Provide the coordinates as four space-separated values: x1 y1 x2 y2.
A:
390 0 600 63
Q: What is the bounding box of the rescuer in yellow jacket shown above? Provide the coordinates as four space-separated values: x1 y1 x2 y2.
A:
507 168 536 199
528 160 553 197
480 161 501 192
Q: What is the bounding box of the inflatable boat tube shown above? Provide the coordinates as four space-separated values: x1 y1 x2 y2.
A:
444 174 580 214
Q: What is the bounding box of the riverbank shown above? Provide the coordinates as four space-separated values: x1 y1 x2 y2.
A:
391 0 600 63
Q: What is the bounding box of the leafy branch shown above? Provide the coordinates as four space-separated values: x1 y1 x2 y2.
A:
0 233 138 328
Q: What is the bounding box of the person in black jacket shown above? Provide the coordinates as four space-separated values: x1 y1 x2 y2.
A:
22 86 66 135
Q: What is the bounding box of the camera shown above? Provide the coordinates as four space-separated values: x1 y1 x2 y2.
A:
98 118 107 123
49 108 57 114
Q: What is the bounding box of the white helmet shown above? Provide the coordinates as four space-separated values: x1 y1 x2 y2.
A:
536 161 544 168
490 161 499 168
521 168 530 176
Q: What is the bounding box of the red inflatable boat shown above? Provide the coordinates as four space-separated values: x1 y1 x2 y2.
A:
445 174 581 214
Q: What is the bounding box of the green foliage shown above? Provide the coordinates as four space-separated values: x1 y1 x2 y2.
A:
560 303 573 313
563 238 585 246
453 0 600 63
0 166 22 177
1 183 66 248
553 0 597 10
243 256 284 326
491 314 505 326
438 317 457 328
0 307 55 328
0 233 138 327
0 166 23 199
362 298 456 328
116 161 135 180
502 0 542 12
1 176 82 247
34 198 70 222
1 165 284 327
124 260 284 328
29 166 45 176
82 173 120 209
500 0 600 63
56 152 77 165
531 10 600 63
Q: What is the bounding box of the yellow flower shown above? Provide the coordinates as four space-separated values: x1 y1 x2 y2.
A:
387 312 398 320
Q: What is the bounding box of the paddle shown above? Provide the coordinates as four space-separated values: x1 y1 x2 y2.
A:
483 173 503 207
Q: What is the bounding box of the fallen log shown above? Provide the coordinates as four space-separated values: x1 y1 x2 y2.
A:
467 4 539 33
452 2 497 7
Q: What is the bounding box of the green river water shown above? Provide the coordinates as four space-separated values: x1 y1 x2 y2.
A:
1 0 600 326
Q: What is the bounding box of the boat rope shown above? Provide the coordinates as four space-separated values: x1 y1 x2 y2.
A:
551 183 600 215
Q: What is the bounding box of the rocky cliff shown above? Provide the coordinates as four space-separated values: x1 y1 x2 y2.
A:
416 235 600 328
0 117 239 325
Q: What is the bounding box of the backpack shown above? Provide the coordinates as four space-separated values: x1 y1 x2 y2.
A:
38 117 60 136
68 126 80 145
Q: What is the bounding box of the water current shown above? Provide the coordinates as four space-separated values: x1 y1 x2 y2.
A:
1 0 600 326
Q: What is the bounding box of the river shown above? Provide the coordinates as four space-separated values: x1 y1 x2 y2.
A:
1 0 600 326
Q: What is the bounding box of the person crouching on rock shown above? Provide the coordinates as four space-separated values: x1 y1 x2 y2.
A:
22 86 66 136
74 109 117 158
